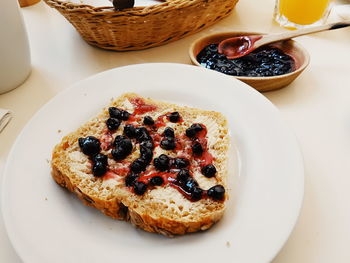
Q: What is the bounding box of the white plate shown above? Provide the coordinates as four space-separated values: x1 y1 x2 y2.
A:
2 63 304 263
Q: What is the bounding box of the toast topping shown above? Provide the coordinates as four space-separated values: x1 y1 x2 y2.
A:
143 116 155 126
149 176 164 186
111 136 133 160
106 118 121 131
77 96 225 202
201 164 217 178
167 111 182 123
133 181 148 195
130 97 157 115
123 124 137 138
173 157 189 169
78 136 101 156
92 161 108 177
153 154 170 171
207 185 226 201
185 123 204 138
100 132 113 151
108 107 130 121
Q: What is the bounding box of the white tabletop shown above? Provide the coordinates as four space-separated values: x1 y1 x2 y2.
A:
1 0 350 262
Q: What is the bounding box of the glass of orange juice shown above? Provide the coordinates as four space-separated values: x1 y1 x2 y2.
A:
274 0 333 29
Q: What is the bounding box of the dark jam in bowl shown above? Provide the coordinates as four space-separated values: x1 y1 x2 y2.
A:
197 44 295 77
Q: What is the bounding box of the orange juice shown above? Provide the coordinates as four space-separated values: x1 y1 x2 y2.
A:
276 0 332 27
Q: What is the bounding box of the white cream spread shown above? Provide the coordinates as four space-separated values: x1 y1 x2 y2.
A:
69 151 88 163
120 99 134 112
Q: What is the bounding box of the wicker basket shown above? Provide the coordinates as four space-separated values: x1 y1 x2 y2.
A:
44 0 239 51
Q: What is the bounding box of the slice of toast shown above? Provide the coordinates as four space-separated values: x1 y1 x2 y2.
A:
52 93 229 236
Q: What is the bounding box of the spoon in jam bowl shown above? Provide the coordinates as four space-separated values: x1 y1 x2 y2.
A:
218 21 350 59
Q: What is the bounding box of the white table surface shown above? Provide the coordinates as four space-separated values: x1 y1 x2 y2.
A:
1 0 350 262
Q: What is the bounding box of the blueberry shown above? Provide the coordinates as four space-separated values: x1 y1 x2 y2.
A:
114 135 127 146
120 138 133 153
167 112 181 122
207 44 218 53
124 124 136 138
143 116 154 126
92 162 107 177
193 123 204 132
176 169 190 183
163 127 175 138
130 158 147 173
185 127 196 138
153 154 170 171
207 185 225 201
108 107 122 119
112 0 134 10
191 187 203 201
78 137 84 148
112 138 132 160
135 127 151 142
247 72 258 77
78 136 101 156
106 118 121 131
197 45 294 78
140 140 154 150
262 71 273 77
192 142 203 155
160 138 176 150
183 178 199 192
149 176 163 186
260 63 270 69
133 181 147 195
111 147 130 160
120 110 130 121
173 158 189 169
185 123 203 138
229 69 238 76
220 66 228 73
92 153 108 166
125 172 139 187
114 136 132 154
201 164 216 178
140 146 153 163
273 68 284 75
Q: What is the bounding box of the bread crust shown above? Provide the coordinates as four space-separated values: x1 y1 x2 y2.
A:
52 162 224 235
51 93 229 236
52 164 124 219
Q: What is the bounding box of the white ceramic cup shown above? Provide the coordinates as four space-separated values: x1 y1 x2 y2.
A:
0 0 31 94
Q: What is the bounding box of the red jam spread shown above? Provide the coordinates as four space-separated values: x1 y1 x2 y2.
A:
100 131 114 151
154 114 167 128
130 97 157 115
78 97 225 202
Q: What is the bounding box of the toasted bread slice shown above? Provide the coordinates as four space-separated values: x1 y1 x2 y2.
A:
52 93 229 236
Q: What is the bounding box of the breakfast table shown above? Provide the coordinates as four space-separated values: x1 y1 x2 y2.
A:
1 0 350 262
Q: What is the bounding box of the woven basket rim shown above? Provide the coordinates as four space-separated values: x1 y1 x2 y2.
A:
44 0 207 15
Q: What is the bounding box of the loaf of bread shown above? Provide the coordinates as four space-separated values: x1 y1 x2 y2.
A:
51 93 229 236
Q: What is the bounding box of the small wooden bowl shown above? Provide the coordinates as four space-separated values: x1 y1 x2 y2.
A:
189 32 310 92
